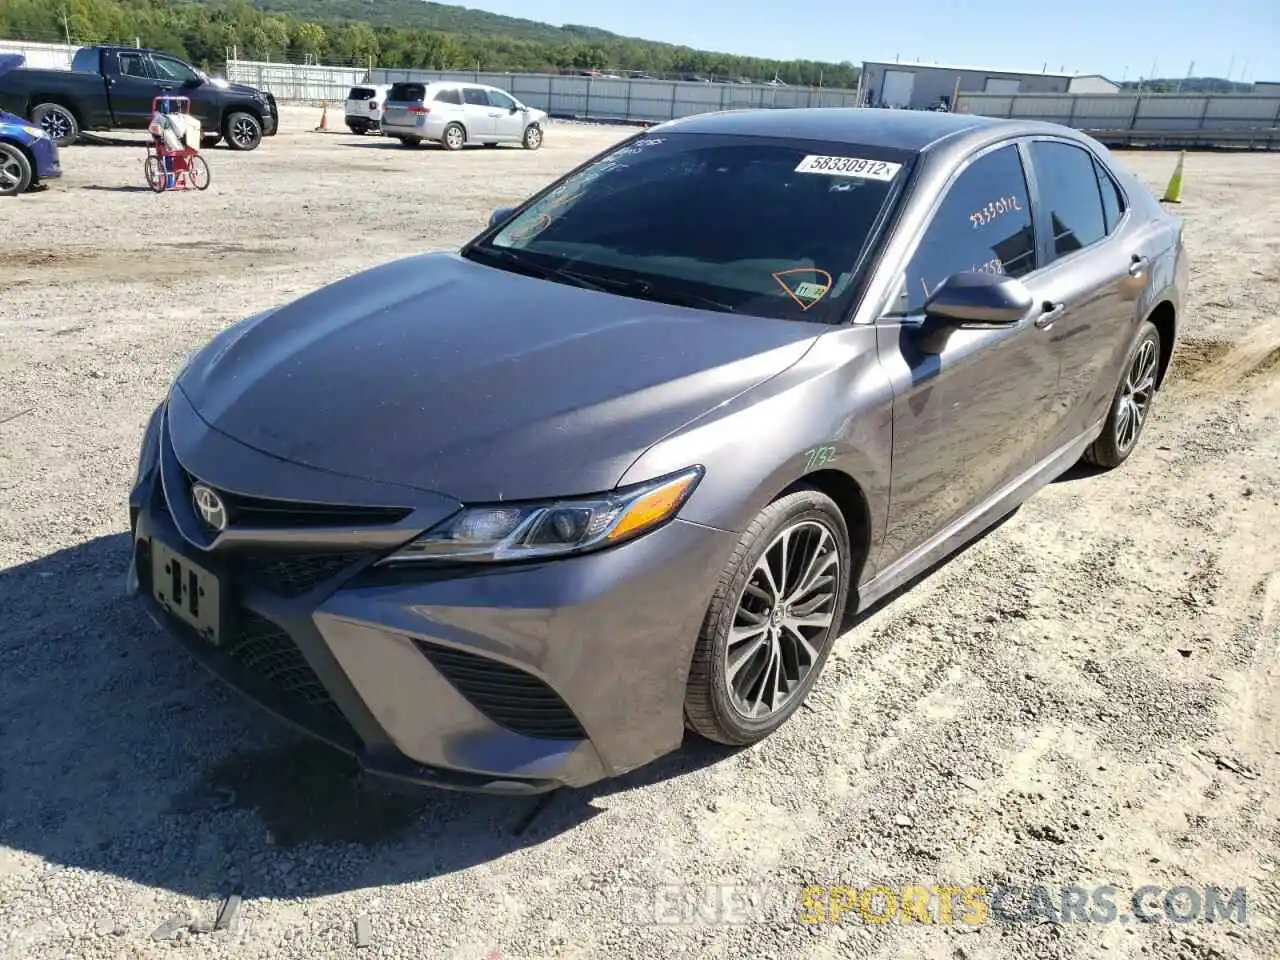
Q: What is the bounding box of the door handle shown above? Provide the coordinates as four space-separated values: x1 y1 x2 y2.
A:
487 112 502 118
1034 302 1065 329
1128 255 1149 277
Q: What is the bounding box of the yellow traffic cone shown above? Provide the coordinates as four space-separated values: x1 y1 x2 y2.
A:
1161 151 1185 203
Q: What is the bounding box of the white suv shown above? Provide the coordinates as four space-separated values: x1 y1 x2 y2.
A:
380 81 548 151
344 84 392 135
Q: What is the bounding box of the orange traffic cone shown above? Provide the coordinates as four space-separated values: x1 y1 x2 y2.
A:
315 103 329 132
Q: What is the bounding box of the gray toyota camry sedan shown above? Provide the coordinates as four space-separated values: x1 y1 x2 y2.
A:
127 108 1188 794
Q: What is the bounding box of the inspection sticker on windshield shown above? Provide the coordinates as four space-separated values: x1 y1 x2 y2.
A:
794 155 902 180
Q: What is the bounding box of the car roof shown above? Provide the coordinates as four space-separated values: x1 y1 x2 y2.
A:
659 107 1017 153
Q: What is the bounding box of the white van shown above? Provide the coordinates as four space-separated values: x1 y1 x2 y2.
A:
344 84 392 135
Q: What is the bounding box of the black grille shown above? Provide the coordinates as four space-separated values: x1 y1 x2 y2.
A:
232 552 366 598
182 471 410 529
222 610 359 746
415 642 586 741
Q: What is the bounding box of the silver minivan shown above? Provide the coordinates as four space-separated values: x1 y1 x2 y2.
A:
380 81 549 151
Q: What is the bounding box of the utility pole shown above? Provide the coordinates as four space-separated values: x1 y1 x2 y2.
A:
62 9 71 44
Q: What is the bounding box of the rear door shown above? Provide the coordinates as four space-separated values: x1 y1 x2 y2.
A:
101 49 158 126
345 85 376 120
382 82 426 129
460 86 495 137
1020 138 1146 450
486 88 523 141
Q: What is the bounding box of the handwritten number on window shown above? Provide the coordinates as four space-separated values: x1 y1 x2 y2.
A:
969 195 1023 229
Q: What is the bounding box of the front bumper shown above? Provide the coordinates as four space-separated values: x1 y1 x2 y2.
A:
32 136 60 181
128 393 734 794
261 94 279 137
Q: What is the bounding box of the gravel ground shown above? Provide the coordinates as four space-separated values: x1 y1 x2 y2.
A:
1 107 1278 960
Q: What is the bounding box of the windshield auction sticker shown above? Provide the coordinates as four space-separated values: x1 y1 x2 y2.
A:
773 268 834 310
794 156 902 180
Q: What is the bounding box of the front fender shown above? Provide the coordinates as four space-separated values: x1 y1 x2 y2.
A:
618 325 893 582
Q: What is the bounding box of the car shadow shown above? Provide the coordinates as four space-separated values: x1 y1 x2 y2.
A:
1051 460 1108 484
341 141 496 151
80 184 158 193
0 533 734 900
74 134 152 148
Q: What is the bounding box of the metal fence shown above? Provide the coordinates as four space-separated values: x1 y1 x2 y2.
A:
957 91 1280 148
223 58 860 121
0 38 77 70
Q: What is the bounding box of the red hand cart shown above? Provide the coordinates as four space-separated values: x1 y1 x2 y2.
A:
143 95 210 193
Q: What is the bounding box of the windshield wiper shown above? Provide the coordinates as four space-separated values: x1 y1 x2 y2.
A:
568 274 738 314
466 246 611 293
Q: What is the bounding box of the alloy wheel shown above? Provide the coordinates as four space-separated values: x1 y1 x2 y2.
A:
525 126 542 149
1115 338 1158 452
446 126 465 150
0 153 22 192
724 519 841 720
40 108 71 142
231 117 258 147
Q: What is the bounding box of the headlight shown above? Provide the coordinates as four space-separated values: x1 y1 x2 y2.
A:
21 125 44 139
134 403 164 486
380 466 703 565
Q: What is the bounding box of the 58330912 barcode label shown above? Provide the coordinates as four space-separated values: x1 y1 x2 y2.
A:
794 156 902 180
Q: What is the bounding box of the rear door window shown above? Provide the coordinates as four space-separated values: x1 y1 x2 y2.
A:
1093 158 1127 233
433 87 462 105
117 52 150 79
347 87 376 101
891 143 1037 315
1029 140 1108 259
462 88 490 107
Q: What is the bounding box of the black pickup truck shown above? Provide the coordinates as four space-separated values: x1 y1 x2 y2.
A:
0 45 278 150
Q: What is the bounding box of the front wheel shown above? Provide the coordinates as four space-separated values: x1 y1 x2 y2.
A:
1083 320 1162 469
224 111 263 151
522 124 543 150
0 143 33 197
143 155 166 193
189 155 211 191
684 487 852 746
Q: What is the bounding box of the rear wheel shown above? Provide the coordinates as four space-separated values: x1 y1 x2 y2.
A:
0 143 33 197
397 135 422 147
31 102 78 147
1083 320 1161 469
684 487 852 746
442 123 466 151
522 124 543 150
189 155 211 191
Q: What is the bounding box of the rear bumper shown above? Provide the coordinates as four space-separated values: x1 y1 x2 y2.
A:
127 399 735 794
381 117 444 140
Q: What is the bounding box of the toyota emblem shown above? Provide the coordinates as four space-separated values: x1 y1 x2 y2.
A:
191 483 228 532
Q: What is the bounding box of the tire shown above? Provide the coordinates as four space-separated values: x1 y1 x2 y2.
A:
441 122 466 151
0 142 33 197
189 155 211 191
522 124 543 150
348 126 366 136
684 487 852 746
31 102 78 147
143 155 166 193
1083 320 1161 469
201 135 222 149
397 135 422 147
223 111 263 151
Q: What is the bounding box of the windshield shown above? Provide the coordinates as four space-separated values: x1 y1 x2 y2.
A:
465 132 913 322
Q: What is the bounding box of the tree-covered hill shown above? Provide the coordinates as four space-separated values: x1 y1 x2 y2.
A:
0 0 863 87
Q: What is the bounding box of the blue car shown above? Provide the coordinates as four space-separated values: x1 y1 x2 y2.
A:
0 54 62 196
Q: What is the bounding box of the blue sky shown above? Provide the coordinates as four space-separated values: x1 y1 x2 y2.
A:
457 0 1280 81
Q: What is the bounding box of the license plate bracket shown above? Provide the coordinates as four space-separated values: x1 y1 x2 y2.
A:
150 539 222 646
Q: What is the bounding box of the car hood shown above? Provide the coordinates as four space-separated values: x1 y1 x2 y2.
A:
178 252 820 503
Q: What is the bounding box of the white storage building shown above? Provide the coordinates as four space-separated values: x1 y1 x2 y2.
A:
859 60 1119 110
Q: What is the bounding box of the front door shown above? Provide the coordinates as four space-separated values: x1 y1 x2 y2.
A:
460 87 495 138
148 53 214 131
103 49 160 127
1021 139 1150 447
486 89 524 142
875 140 1058 567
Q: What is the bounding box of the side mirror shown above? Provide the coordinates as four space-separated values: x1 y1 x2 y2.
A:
488 205 517 229
912 271 1032 354
509 104 519 113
